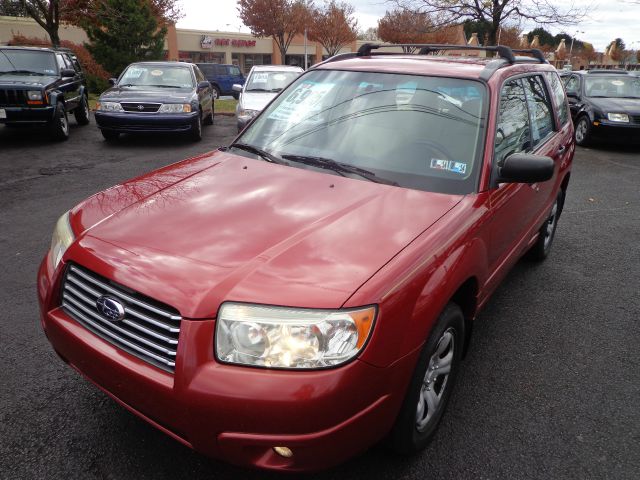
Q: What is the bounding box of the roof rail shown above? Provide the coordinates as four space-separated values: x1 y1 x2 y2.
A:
357 43 547 64
586 69 628 74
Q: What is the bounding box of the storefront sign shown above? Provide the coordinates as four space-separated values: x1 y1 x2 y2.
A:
216 38 257 47
200 35 256 49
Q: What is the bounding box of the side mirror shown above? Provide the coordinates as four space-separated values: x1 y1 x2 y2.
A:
60 68 76 78
497 153 554 184
198 80 211 90
108 78 117 86
232 84 243 93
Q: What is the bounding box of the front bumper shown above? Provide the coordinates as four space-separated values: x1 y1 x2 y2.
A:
38 256 416 472
590 119 640 142
94 111 199 133
0 105 55 124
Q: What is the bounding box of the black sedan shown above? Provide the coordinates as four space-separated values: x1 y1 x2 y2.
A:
95 62 214 142
562 70 640 146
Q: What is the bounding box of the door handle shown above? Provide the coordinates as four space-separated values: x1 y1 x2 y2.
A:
557 144 566 154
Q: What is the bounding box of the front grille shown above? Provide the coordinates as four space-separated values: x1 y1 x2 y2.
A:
61 264 182 373
0 89 28 107
120 102 161 113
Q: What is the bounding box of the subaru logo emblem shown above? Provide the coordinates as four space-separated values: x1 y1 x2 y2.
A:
137 104 145 111
96 295 125 321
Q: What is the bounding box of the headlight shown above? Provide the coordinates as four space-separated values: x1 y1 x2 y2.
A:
607 113 629 122
158 103 192 113
238 108 259 119
215 303 376 369
97 101 123 112
27 90 43 101
50 211 75 270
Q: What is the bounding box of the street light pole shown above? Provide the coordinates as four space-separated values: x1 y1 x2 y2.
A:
569 30 584 67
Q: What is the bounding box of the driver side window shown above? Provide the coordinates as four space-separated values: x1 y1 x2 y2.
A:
494 78 530 166
564 75 580 95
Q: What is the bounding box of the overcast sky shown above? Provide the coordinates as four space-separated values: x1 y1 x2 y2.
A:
176 0 640 51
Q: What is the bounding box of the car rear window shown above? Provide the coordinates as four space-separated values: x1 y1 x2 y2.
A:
238 70 487 195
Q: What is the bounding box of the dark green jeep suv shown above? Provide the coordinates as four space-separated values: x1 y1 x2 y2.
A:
0 46 90 140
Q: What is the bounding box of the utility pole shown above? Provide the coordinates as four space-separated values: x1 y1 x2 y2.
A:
304 28 308 70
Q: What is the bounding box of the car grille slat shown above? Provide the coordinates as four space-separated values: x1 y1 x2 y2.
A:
61 264 182 373
120 102 161 113
0 89 28 107
63 285 178 346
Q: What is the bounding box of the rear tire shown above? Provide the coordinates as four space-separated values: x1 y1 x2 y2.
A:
74 95 90 126
101 130 119 142
49 103 70 141
389 303 464 455
527 189 564 262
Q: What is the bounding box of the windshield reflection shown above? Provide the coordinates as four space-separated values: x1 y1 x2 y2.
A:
237 70 486 195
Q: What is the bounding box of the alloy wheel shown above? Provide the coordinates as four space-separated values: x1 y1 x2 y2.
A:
416 328 455 432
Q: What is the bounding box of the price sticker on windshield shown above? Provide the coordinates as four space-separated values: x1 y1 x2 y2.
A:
268 81 334 122
0 109 6 119
253 72 268 83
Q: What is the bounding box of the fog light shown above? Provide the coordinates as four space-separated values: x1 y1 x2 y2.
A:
273 446 293 458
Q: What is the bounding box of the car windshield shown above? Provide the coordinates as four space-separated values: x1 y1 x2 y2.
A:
584 75 640 98
0 49 58 75
118 65 194 88
245 70 301 92
236 70 486 194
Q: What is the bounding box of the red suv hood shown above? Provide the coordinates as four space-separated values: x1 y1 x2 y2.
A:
73 151 462 318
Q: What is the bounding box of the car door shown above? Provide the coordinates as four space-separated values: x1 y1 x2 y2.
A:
564 74 582 121
194 66 212 114
56 53 81 109
488 77 544 270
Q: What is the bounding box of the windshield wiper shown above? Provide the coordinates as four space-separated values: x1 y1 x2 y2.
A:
147 84 185 88
230 143 288 164
246 88 270 92
281 154 398 186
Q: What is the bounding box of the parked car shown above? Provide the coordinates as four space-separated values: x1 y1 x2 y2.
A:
562 69 640 145
94 62 213 142
38 44 574 473
0 46 90 140
233 65 303 131
196 63 244 99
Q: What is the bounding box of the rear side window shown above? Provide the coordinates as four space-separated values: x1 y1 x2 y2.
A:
229 66 241 76
545 72 569 126
495 78 530 164
522 75 554 146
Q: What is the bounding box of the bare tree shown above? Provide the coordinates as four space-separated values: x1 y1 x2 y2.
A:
391 0 588 47
308 1 358 57
377 8 458 52
21 1 62 46
238 0 313 63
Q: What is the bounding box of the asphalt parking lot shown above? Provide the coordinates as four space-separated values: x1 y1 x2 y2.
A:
1 116 638 480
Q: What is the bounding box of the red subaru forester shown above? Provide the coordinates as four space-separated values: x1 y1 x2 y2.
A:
38 44 574 472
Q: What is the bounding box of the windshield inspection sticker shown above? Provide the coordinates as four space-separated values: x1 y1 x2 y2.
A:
150 69 164 76
430 159 467 175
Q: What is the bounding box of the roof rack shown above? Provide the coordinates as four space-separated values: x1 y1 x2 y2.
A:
357 43 547 64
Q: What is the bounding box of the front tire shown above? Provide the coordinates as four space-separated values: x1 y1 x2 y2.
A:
389 303 465 454
212 86 221 100
575 116 591 146
101 130 119 142
74 95 90 125
203 104 214 125
49 103 70 141
190 113 202 141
